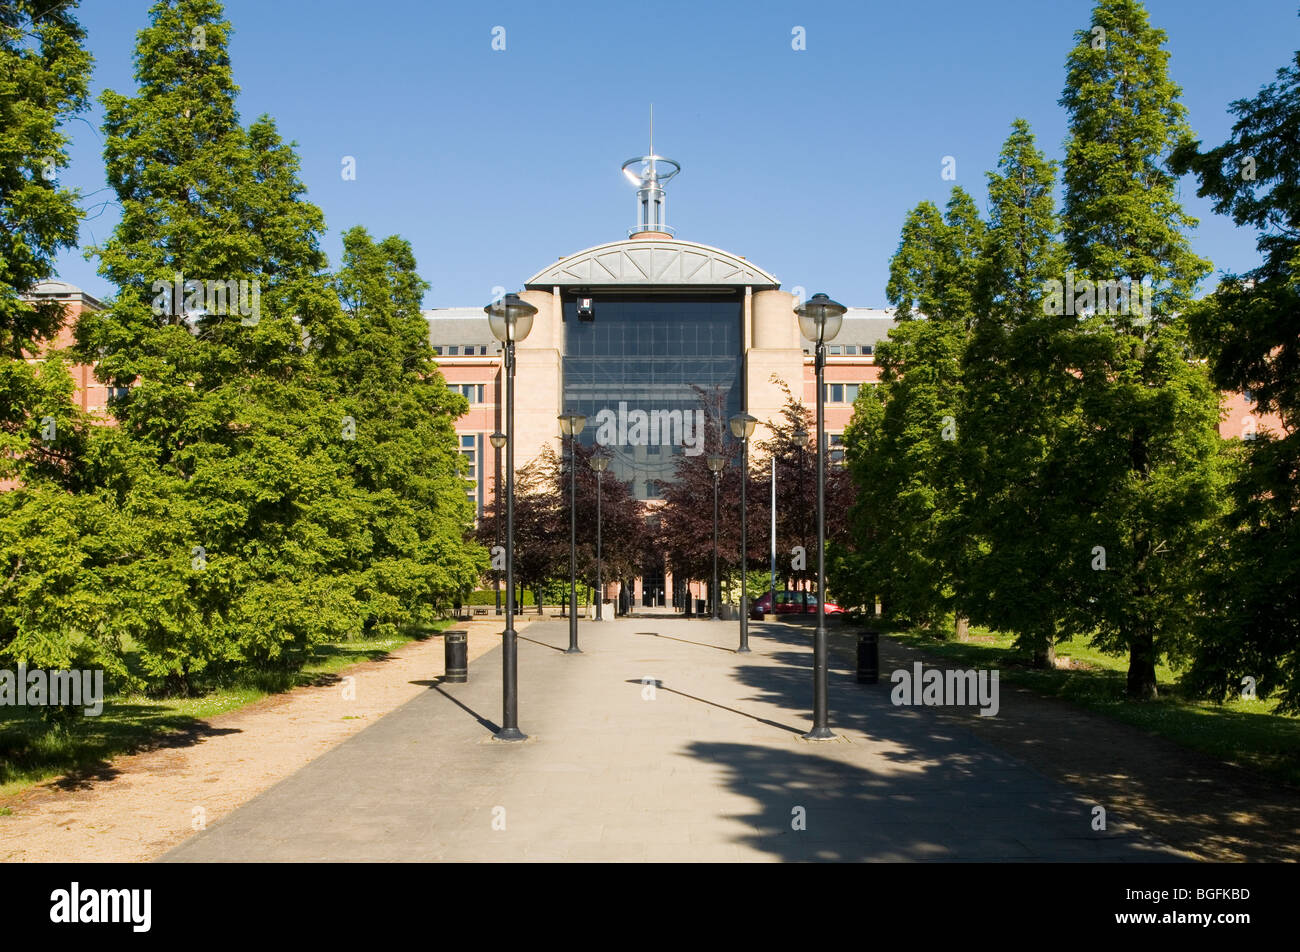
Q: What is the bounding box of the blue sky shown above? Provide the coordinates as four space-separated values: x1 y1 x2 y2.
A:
53 0 1299 308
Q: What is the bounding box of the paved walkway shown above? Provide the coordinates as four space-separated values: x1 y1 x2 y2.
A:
164 617 1187 862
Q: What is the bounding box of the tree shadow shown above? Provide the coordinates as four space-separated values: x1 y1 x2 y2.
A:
681 739 1181 861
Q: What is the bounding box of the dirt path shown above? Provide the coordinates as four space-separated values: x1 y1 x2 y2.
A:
0 619 520 863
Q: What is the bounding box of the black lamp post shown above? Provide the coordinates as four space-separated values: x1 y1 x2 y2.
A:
490 430 506 615
558 412 587 653
794 292 846 740
485 293 536 741
705 453 726 619
589 453 609 621
729 412 757 652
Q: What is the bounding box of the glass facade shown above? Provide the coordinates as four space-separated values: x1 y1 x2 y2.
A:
562 293 743 500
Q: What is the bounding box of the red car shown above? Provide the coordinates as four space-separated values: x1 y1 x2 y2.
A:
750 590 845 618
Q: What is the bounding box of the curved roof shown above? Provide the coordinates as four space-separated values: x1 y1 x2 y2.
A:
525 238 780 291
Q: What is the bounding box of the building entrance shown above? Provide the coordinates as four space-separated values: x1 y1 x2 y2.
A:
641 562 666 608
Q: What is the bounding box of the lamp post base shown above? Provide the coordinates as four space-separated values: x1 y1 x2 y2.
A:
564 646 582 655
802 727 836 741
492 727 528 742
736 646 752 654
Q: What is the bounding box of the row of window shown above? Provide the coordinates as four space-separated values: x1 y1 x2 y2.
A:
824 383 862 404
433 344 493 356
450 383 487 403
827 344 872 356
432 341 871 358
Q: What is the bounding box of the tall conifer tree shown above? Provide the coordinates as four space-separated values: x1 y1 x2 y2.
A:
1172 43 1300 710
1059 0 1225 698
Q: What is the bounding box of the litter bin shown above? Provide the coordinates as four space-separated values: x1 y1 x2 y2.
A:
856 628 879 684
443 630 468 683
695 598 706 615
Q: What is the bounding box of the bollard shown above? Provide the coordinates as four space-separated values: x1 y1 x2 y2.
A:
856 628 879 684
443 630 468 683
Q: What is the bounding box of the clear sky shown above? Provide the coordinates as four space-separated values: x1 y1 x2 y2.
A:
52 0 1299 309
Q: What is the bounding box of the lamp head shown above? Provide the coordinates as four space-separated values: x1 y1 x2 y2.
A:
489 431 506 449
705 454 727 474
589 453 610 473
558 413 587 437
794 292 846 344
485 292 537 344
728 412 758 440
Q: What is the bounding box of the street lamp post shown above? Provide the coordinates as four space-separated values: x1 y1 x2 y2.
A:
485 293 537 742
794 292 846 740
729 412 757 653
490 430 506 615
558 413 587 653
589 453 609 621
705 453 726 620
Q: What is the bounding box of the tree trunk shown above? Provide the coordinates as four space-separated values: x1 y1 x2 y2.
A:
1029 631 1056 669
955 614 970 641
1126 636 1158 700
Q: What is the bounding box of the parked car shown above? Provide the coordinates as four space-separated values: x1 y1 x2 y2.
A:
750 590 845 618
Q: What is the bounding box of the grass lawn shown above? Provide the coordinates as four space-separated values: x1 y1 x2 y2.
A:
875 621 1300 786
0 619 453 800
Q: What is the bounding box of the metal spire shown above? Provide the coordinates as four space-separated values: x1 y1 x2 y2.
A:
621 107 679 237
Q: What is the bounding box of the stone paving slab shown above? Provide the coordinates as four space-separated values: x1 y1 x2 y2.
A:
164 618 1189 862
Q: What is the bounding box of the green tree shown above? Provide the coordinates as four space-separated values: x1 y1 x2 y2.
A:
0 0 92 480
326 226 485 633
842 188 983 634
1171 42 1300 710
75 0 367 690
958 119 1080 667
1058 0 1225 699
0 1 110 678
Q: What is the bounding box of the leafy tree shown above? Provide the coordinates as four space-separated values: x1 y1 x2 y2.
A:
74 0 369 691
1058 0 1225 699
478 438 646 612
0 1 109 676
325 226 485 634
841 188 984 634
0 0 93 482
957 119 1082 667
499 448 565 611
758 382 852 605
1171 41 1300 710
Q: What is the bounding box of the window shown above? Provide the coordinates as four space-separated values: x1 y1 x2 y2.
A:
459 434 483 516
829 433 845 467
844 345 858 355
824 383 844 403
447 345 460 356
450 383 485 403
828 345 842 355
1243 389 1255 403
431 346 442 356
845 384 859 402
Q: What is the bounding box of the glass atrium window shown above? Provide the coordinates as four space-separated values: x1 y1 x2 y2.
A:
563 293 743 500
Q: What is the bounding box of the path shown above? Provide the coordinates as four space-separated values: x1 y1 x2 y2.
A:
165 617 1189 862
